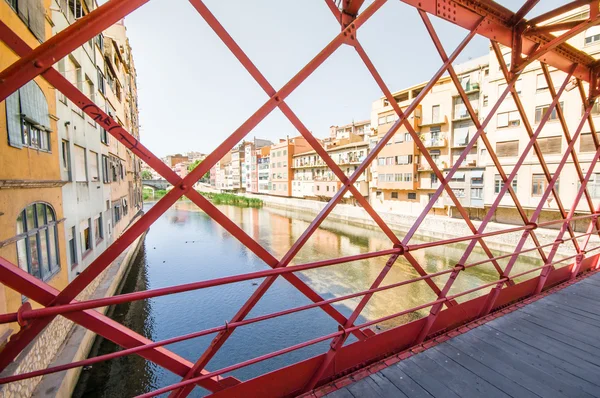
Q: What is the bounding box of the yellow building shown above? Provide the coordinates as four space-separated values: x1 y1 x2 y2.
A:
0 0 69 341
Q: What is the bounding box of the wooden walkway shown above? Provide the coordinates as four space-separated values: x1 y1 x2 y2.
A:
325 272 600 398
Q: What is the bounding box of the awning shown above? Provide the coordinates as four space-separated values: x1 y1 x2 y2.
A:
471 170 484 179
452 172 465 179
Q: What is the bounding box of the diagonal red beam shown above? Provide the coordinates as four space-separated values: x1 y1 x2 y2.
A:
172 1 471 395
0 10 372 371
540 64 600 241
413 57 577 346
419 10 549 267
0 257 234 392
187 0 400 246
321 0 464 299
0 0 149 101
509 0 540 25
489 35 582 256
470 61 588 314
483 100 597 312
166 1 393 395
516 14 600 73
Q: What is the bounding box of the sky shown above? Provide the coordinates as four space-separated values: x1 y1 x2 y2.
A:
121 0 569 157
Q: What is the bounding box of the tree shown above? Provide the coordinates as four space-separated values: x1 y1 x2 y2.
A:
141 170 153 180
188 159 210 182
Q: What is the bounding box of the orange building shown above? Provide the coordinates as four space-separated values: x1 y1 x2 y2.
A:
269 137 312 197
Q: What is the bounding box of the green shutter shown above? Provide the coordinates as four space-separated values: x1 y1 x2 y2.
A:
5 91 22 148
19 80 50 130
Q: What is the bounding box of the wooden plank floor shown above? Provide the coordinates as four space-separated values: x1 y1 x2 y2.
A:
325 273 600 398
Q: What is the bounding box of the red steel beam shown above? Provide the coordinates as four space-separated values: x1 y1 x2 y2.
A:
0 8 375 377
540 64 600 240
0 0 149 102
479 85 595 316
419 10 550 266
0 257 234 392
399 0 596 82
414 61 577 345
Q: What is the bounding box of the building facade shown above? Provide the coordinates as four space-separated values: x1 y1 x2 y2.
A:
270 137 311 197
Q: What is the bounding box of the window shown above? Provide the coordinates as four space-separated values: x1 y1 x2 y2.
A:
452 188 465 198
386 114 397 124
15 203 60 282
431 105 440 122
403 173 412 182
496 141 519 157
584 173 600 198
405 133 413 142
532 174 559 196
391 192 399 199
102 155 110 183
68 226 77 268
5 80 52 151
471 187 483 199
378 116 386 125
471 170 484 185
396 155 413 165
61 140 70 172
67 0 85 19
497 111 520 128
537 136 562 155
483 95 488 107
585 26 600 45
94 214 103 243
81 219 92 254
498 79 522 96
378 158 385 166
386 157 394 165
90 151 99 181
74 146 87 181
97 67 106 95
376 191 382 198
535 102 563 124
494 175 518 194
408 192 417 200
451 172 465 182
394 173 402 182
536 73 549 91
580 133 598 152
453 124 470 146
431 173 438 184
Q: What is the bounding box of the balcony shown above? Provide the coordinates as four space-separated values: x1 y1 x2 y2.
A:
423 137 447 148
418 161 447 171
419 115 448 127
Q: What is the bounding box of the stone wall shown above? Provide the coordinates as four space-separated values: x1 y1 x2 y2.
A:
247 193 598 258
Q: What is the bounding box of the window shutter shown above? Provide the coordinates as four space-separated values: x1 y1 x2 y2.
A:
580 133 598 152
5 91 22 148
496 141 519 157
19 80 50 129
27 0 46 42
538 136 562 154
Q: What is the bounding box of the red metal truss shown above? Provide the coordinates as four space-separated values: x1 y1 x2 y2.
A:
2 0 600 397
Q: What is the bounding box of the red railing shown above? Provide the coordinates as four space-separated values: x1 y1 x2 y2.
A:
1 1 600 397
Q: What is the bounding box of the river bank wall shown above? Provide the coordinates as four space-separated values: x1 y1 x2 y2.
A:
247 194 598 258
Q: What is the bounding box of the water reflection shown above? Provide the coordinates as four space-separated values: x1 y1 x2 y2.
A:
75 200 545 397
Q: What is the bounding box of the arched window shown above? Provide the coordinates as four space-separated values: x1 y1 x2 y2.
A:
15 203 60 281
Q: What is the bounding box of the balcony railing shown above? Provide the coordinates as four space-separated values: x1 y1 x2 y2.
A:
424 137 447 148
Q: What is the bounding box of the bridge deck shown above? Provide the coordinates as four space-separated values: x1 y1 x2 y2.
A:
325 272 600 398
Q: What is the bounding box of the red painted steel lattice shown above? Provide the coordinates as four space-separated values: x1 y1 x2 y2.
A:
2 1 600 397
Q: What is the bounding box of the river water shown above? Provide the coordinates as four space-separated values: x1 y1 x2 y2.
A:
74 200 546 397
